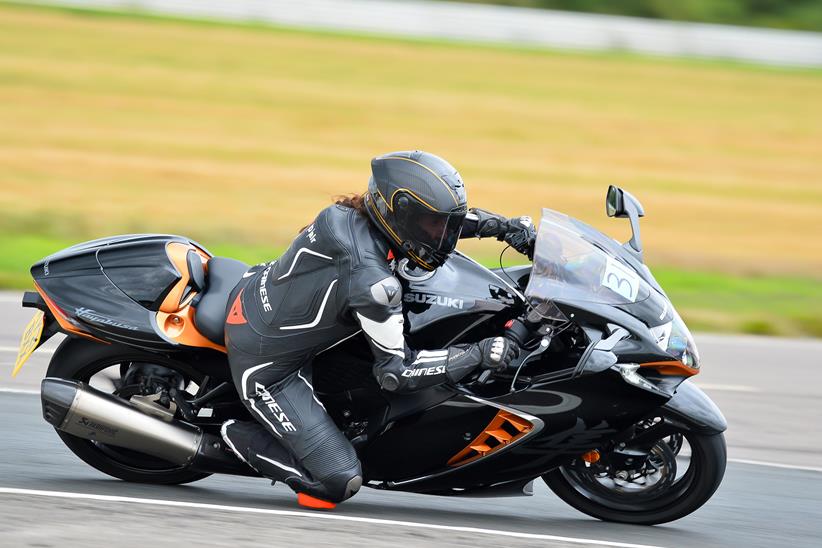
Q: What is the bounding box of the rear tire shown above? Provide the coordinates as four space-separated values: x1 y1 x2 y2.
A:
543 431 726 525
46 338 211 485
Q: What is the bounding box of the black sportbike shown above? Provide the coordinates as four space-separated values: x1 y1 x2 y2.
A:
14 186 726 525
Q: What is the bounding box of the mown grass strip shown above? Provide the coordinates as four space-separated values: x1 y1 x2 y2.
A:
3 234 819 337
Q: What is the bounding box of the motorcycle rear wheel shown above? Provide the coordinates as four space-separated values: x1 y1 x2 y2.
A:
543 430 726 525
46 338 211 485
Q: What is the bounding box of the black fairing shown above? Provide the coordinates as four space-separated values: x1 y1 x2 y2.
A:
663 381 727 434
97 241 181 310
363 395 499 481
551 300 675 364
31 234 208 350
356 370 668 492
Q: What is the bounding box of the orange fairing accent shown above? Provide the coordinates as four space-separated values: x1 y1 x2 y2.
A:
160 242 209 313
641 360 699 377
154 242 226 353
33 281 108 344
156 307 226 353
447 410 533 467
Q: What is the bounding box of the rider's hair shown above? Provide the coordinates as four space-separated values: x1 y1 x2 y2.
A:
299 193 367 233
333 193 368 215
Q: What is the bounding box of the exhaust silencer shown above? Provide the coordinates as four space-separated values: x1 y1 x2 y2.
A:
41 377 202 465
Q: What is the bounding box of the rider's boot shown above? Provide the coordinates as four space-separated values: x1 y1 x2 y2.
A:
220 420 361 509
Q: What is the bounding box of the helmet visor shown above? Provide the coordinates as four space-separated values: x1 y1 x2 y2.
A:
396 199 465 265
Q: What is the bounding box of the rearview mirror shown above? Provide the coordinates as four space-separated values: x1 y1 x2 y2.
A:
606 185 644 219
606 185 622 218
605 185 646 260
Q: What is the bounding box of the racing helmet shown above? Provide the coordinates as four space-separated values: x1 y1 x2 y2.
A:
365 151 468 271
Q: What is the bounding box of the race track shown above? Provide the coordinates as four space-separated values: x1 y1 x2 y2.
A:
1 291 820 547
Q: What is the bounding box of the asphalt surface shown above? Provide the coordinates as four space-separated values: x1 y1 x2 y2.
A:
1 291 821 547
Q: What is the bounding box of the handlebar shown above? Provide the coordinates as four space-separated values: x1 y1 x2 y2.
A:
475 334 551 387
474 316 551 387
471 310 555 387
475 318 531 384
503 318 531 346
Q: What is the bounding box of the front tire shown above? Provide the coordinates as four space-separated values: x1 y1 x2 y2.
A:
46 338 211 485
544 431 726 525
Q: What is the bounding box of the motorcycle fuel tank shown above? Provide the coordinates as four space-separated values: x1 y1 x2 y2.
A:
399 251 525 346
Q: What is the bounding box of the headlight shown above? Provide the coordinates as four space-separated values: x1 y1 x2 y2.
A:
649 310 700 369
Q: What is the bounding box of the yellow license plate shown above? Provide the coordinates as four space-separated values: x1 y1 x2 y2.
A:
12 310 45 378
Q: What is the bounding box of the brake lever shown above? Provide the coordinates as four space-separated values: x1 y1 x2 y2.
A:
509 336 551 392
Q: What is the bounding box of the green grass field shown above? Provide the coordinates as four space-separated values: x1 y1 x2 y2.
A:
0 4 820 336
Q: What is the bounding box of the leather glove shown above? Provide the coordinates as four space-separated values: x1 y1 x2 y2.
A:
499 216 536 259
477 336 520 372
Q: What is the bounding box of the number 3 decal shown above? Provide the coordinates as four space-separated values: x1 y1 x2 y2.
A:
601 257 640 301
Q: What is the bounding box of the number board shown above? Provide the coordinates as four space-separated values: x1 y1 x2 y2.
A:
601 257 640 302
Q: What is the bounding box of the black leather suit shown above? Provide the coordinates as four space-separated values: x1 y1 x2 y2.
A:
224 204 522 502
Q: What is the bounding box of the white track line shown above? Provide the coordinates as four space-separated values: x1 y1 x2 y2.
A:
728 459 822 473
695 383 762 393
0 387 40 395
0 487 663 548
0 346 55 355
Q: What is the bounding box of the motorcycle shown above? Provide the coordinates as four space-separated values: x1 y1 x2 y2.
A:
13 185 726 525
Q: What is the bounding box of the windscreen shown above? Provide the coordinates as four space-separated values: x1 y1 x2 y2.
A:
525 209 654 307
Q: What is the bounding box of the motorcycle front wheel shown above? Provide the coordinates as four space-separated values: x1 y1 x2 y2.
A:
543 427 726 525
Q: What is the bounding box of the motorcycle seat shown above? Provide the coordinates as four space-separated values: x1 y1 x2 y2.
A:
193 257 250 346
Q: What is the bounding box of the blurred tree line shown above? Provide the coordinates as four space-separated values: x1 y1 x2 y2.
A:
453 0 822 31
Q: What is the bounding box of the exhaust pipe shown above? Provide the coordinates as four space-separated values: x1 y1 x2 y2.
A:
41 377 257 476
42 377 201 464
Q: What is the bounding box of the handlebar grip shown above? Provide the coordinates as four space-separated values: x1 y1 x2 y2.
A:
504 319 530 346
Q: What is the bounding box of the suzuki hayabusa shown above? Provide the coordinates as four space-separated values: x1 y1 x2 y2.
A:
14 186 726 525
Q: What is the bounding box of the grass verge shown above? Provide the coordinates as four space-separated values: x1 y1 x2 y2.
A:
3 234 819 337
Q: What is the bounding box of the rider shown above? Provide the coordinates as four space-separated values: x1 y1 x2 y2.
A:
220 150 536 509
